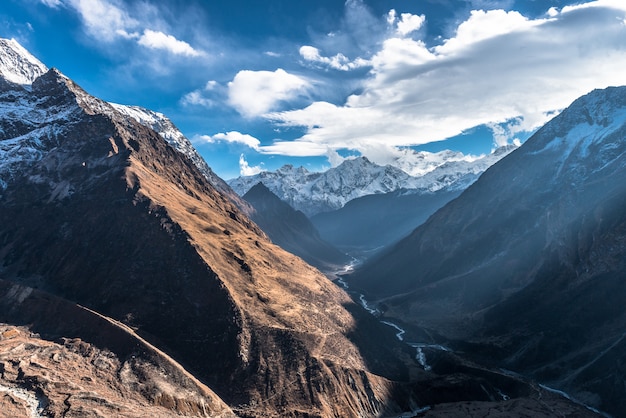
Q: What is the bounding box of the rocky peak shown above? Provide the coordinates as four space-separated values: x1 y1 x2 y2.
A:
0 38 48 86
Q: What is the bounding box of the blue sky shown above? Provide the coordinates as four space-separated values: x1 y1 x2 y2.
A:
3 0 626 179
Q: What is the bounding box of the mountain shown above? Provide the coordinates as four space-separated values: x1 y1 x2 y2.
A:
0 39 418 417
228 148 516 217
349 86 626 417
243 182 350 271
108 103 250 213
0 38 47 85
0 38 599 418
311 188 462 255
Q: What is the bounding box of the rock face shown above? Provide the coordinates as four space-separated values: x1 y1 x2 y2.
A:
109 103 252 215
349 86 626 417
243 182 350 271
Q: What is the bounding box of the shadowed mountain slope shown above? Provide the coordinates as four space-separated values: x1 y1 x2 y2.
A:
312 188 461 255
0 65 422 417
349 86 626 417
243 182 350 271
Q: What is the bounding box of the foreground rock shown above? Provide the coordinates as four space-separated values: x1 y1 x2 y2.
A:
0 323 234 417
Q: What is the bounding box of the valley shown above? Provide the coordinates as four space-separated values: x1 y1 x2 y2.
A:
1 34 623 418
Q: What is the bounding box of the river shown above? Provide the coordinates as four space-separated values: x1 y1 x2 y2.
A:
330 262 611 417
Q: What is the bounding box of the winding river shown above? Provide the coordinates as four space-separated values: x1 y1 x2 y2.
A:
330 261 449 372
330 262 610 417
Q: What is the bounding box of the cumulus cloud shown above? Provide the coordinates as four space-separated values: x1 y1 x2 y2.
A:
239 154 264 176
227 69 310 118
261 2 626 165
137 29 203 56
387 9 426 37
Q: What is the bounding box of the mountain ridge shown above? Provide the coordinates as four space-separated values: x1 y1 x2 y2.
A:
348 85 626 417
228 147 516 217
243 182 350 271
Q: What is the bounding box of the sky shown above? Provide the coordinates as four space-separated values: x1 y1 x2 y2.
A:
3 0 626 179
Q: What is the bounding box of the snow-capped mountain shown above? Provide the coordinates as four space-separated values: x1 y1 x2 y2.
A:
0 38 47 85
0 38 248 211
228 147 516 216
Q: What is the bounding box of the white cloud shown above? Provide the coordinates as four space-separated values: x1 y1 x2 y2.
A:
43 0 203 56
239 154 264 176
387 10 426 37
299 45 369 71
137 29 203 56
181 81 222 107
434 9 539 55
261 2 626 161
195 131 261 150
227 69 310 118
65 0 138 42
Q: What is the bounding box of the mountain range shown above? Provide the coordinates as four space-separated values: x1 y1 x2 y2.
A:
228 146 516 218
0 37 598 417
349 85 626 417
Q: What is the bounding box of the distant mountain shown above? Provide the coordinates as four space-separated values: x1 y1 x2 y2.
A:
243 182 350 271
311 188 462 255
228 147 516 217
349 86 626 417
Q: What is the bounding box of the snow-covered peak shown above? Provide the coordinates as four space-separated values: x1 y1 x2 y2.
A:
0 38 48 85
227 148 516 216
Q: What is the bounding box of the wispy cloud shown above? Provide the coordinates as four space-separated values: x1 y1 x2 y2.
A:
299 46 369 71
260 2 626 165
41 0 204 57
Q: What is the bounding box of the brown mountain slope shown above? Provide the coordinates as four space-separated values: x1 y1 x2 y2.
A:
0 68 420 417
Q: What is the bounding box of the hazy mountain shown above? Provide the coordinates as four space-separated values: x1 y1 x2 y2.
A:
349 86 626 417
228 147 516 217
243 182 350 271
311 188 462 255
0 38 598 417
